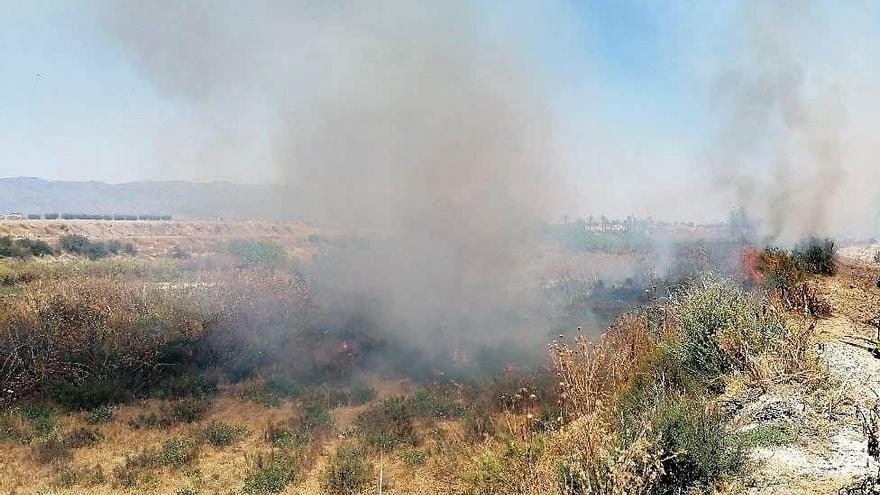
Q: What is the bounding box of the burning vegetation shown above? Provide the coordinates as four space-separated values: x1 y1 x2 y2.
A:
0 221 858 494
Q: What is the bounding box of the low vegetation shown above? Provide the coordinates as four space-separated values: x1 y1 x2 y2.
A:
0 231 840 493
0 236 53 258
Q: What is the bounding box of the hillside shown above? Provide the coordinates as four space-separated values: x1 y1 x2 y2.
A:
0 177 301 221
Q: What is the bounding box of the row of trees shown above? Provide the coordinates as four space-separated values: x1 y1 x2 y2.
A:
26 213 172 221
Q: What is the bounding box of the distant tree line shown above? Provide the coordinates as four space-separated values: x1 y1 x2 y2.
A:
26 213 172 221
0 234 138 260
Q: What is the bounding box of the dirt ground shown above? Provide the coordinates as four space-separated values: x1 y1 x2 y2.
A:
739 251 880 494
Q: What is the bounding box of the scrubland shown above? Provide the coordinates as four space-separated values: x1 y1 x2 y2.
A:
0 226 874 495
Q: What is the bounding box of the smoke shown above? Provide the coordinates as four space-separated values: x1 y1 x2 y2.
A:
100 1 570 359
708 0 880 242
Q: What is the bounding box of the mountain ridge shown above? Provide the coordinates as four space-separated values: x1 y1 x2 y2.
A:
0 177 300 220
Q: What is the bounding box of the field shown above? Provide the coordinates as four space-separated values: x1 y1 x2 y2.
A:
0 220 324 258
1 221 878 494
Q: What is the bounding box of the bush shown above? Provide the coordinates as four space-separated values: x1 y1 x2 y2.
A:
129 398 211 429
290 402 334 442
155 437 200 467
171 244 191 259
226 240 286 269
243 451 300 493
648 398 746 493
409 390 465 419
355 397 418 452
321 444 373 495
0 236 53 258
265 374 303 398
734 422 797 448
62 427 102 449
398 448 427 468
349 382 377 405
21 404 58 437
52 464 105 488
59 234 109 259
464 437 545 495
83 405 116 425
166 397 211 423
668 276 783 383
792 237 836 276
463 409 496 443
204 422 248 448
759 247 806 291
113 436 200 487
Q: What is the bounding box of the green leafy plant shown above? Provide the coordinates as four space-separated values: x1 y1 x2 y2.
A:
204 422 248 448
322 445 373 495
243 451 300 494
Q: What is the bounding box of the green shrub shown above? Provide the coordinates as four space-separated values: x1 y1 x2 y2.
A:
237 382 283 407
128 398 211 429
84 405 115 425
297 402 334 431
792 237 836 276
204 422 248 448
243 451 300 493
166 398 211 424
265 374 303 398
322 445 373 495
349 382 377 405
112 437 200 487
668 276 780 383
398 448 427 468
171 245 191 259
226 240 287 269
32 428 100 464
62 427 102 449
0 236 53 258
355 397 418 452
734 422 797 448
21 404 59 437
53 464 105 488
463 409 496 443
60 234 107 259
759 247 805 291
155 437 200 467
265 423 298 448
409 390 465 419
464 437 545 495
648 398 746 493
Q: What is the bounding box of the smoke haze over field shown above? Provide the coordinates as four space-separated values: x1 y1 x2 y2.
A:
707 1 880 242
99 1 572 351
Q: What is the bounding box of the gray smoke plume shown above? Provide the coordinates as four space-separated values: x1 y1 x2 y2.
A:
100 1 568 356
708 0 880 242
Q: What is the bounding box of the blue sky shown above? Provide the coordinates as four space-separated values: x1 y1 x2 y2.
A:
1 1 879 229
0 1 721 183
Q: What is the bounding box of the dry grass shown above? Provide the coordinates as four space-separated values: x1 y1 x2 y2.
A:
0 220 330 263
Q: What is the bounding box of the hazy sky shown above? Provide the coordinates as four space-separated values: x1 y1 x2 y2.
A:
1 1 879 228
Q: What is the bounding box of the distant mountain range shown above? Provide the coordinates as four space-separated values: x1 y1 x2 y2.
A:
0 177 302 220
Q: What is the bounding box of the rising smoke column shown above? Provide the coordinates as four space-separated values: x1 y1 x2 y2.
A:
101 1 568 356
707 0 880 242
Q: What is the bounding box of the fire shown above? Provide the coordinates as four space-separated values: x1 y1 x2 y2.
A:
741 248 764 284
